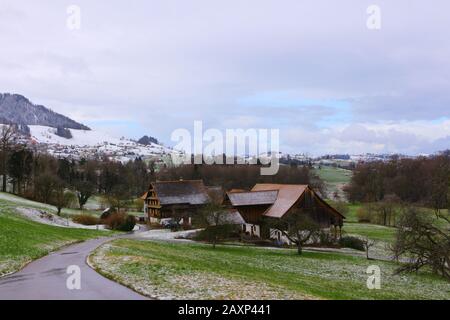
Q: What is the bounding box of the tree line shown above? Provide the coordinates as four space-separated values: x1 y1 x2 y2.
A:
344 152 450 212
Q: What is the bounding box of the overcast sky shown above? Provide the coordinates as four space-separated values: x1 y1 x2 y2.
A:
1 0 449 155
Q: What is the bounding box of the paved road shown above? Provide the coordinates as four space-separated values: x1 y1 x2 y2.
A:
0 235 148 300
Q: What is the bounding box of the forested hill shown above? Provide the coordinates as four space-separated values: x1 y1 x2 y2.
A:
0 93 90 130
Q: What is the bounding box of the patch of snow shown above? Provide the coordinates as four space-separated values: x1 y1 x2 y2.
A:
135 229 199 242
15 207 108 230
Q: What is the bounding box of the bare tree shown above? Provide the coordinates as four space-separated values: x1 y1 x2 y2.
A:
0 125 17 192
363 237 375 260
269 208 321 255
199 202 235 249
51 179 75 216
75 180 95 210
391 207 450 281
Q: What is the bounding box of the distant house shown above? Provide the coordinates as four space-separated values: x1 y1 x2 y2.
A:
141 180 210 225
224 184 345 241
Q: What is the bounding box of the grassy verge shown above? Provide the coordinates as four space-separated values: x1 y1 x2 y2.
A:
0 199 108 276
90 239 450 300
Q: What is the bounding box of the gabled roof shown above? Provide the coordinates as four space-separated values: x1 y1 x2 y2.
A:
252 184 308 218
140 191 148 200
226 190 278 206
151 180 210 205
208 210 246 225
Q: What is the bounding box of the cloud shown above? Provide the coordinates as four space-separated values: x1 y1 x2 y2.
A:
0 0 449 155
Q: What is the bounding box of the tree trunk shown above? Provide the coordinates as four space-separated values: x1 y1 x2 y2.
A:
57 206 62 216
297 242 303 255
1 153 6 192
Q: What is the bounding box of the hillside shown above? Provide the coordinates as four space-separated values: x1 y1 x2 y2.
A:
0 93 174 162
314 166 352 200
28 125 174 162
0 195 106 276
0 93 89 130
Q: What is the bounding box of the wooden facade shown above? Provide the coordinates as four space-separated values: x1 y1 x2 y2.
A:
142 180 210 224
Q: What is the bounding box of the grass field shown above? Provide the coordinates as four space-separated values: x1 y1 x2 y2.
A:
0 192 101 217
313 166 352 200
91 239 450 300
0 197 108 276
343 223 397 243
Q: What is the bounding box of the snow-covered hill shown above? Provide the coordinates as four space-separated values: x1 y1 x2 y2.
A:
28 125 174 162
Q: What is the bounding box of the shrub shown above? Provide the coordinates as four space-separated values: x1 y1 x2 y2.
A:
72 214 100 226
193 225 239 242
103 212 136 231
356 206 372 223
339 236 365 251
100 207 115 220
317 230 336 246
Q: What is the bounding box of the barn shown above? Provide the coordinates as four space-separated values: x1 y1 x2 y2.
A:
223 184 345 240
141 180 210 225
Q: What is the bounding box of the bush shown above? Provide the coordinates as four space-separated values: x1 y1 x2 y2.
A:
339 236 365 251
72 214 100 226
317 231 336 246
356 206 372 223
103 212 136 231
100 207 115 220
193 225 240 242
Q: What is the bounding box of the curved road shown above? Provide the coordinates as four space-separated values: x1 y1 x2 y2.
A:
0 234 148 300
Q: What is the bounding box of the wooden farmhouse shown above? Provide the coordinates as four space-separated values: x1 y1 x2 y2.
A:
223 184 345 241
141 180 210 225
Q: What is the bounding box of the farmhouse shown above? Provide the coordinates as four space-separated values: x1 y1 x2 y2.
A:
223 184 345 241
141 180 210 225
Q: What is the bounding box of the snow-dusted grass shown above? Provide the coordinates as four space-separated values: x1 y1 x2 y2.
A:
343 223 397 243
0 192 100 217
314 166 352 201
91 240 450 300
0 198 108 276
15 207 109 230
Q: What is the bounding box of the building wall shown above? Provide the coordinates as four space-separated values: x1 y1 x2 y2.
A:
241 223 260 237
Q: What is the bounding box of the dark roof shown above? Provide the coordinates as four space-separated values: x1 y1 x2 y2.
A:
208 210 246 225
226 190 278 206
152 180 210 205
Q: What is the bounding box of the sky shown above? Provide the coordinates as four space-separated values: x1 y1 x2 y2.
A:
0 0 449 156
